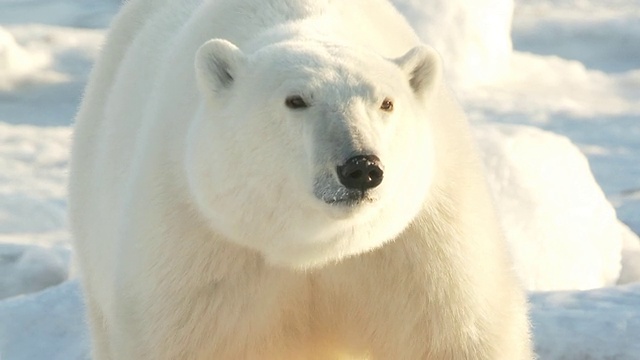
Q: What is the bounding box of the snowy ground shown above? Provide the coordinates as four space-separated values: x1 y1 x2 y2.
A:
468 0 640 233
0 0 639 359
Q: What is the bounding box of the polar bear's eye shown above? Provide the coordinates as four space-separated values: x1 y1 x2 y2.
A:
380 98 394 112
285 95 308 109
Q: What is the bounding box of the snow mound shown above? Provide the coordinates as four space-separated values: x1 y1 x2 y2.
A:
0 243 69 300
475 124 623 291
531 283 640 360
464 52 640 120
391 0 513 87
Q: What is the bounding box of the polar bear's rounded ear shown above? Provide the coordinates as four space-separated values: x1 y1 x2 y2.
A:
195 39 246 95
393 45 442 98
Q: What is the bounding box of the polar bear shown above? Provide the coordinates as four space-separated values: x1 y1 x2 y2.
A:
69 0 533 359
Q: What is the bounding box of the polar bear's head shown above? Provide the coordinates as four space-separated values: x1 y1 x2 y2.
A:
186 38 442 269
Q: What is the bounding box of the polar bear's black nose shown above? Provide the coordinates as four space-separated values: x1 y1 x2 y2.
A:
337 155 384 191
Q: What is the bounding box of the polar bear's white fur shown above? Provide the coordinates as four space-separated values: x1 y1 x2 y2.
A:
69 0 533 358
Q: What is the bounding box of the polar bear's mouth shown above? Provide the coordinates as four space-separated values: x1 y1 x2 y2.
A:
324 190 374 206
313 175 376 206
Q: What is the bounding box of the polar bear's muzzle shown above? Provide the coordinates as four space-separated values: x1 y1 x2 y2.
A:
312 154 383 206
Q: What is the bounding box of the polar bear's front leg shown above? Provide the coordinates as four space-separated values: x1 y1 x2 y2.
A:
84 295 113 360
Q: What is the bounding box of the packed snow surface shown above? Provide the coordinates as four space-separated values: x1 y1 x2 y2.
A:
0 0 639 359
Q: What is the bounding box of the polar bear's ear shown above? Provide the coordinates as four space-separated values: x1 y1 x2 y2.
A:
195 39 246 95
394 45 442 98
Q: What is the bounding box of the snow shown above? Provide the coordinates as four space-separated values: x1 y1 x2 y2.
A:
0 0 118 29
0 280 88 360
0 25 102 126
476 124 623 291
618 223 640 285
0 123 70 236
0 0 639 359
0 243 69 300
531 283 640 360
484 0 640 236
464 53 640 119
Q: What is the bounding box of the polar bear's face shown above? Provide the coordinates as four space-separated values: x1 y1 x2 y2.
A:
186 39 442 269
